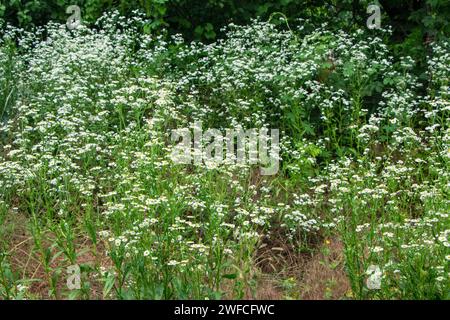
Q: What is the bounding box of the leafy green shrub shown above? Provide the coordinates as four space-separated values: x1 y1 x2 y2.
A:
1 0 448 43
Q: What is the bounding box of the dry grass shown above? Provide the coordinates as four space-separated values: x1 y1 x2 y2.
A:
5 214 111 299
251 231 350 300
299 238 350 300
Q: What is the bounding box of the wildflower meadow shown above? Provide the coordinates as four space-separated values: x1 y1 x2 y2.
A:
0 2 449 301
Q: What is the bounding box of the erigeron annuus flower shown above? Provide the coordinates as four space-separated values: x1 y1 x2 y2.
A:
372 246 384 253
167 260 180 266
0 14 448 300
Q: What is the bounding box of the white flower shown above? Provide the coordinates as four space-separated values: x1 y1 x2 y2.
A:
168 260 179 266
372 246 384 253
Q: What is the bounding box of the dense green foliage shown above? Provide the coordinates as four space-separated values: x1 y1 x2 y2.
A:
1 0 449 41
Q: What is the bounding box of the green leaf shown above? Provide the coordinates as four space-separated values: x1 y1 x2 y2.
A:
194 25 204 36
222 273 237 279
256 3 271 16
103 273 116 298
68 289 81 300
